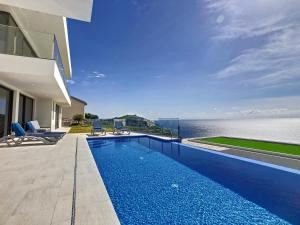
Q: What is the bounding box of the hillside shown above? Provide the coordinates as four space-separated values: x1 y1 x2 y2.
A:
115 115 155 127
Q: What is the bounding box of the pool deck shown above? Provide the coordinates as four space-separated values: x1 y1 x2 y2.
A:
2 131 298 225
0 131 120 225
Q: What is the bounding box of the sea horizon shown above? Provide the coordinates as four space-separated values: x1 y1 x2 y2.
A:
157 117 300 144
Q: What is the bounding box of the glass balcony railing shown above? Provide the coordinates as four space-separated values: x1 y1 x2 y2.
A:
0 24 69 92
53 36 70 95
84 118 181 140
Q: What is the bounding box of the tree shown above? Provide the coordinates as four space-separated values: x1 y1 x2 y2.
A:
73 114 84 124
85 113 99 120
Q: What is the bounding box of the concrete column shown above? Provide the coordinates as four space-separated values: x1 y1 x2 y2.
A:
59 105 62 128
33 98 37 120
51 100 55 131
11 90 19 122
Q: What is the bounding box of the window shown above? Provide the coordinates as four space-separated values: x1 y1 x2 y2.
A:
0 85 13 137
18 94 34 129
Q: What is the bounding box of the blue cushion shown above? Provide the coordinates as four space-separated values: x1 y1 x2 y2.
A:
115 121 123 129
93 120 102 129
27 122 37 133
11 123 26 137
93 128 104 131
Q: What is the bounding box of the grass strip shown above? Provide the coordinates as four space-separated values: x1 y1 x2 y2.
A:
194 137 300 156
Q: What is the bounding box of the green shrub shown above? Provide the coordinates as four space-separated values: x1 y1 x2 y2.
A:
73 114 84 124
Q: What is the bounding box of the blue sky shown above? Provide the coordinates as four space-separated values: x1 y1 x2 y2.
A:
67 0 300 119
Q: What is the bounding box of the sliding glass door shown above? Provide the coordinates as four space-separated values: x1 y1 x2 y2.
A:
55 104 60 129
0 85 13 137
18 94 33 129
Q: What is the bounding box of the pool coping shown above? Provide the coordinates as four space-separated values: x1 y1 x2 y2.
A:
86 134 180 142
76 135 120 225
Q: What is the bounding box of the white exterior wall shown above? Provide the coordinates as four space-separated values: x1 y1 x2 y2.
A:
35 98 53 128
35 98 63 130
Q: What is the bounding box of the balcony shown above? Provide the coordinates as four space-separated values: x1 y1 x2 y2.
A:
0 24 68 80
0 24 71 105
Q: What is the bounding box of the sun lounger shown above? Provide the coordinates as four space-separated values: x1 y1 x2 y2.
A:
91 120 106 135
113 121 130 135
0 123 59 146
27 121 66 139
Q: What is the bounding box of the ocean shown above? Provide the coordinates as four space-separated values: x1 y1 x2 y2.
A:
157 118 300 144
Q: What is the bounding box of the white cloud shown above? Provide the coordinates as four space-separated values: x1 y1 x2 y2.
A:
88 71 106 79
204 96 300 119
66 79 75 85
206 0 300 88
72 70 108 87
216 15 224 24
206 0 299 39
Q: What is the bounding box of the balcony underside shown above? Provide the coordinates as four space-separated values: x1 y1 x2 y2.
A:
0 53 71 105
0 0 93 22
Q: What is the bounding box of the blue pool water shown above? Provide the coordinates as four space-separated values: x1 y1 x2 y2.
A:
88 136 300 225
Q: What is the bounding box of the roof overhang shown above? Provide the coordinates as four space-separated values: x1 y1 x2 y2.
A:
0 0 93 22
71 96 87 106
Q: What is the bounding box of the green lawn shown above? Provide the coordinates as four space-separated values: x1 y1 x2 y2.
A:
69 125 113 133
193 137 300 156
69 125 92 133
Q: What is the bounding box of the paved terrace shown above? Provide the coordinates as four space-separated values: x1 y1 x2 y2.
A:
0 132 119 225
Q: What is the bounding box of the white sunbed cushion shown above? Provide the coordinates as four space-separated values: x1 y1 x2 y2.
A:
31 120 41 129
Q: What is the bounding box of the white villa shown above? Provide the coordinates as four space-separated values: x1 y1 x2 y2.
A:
0 0 93 137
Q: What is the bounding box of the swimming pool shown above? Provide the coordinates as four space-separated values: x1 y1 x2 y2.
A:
87 136 300 225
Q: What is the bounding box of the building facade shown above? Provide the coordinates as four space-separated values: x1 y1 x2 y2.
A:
0 0 93 137
62 96 87 123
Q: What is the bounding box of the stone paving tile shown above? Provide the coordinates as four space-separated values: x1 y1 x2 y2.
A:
51 194 73 224
4 208 54 225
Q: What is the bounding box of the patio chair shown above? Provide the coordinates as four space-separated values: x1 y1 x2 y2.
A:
113 121 130 135
27 120 50 132
27 121 66 139
0 123 58 147
91 120 106 135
